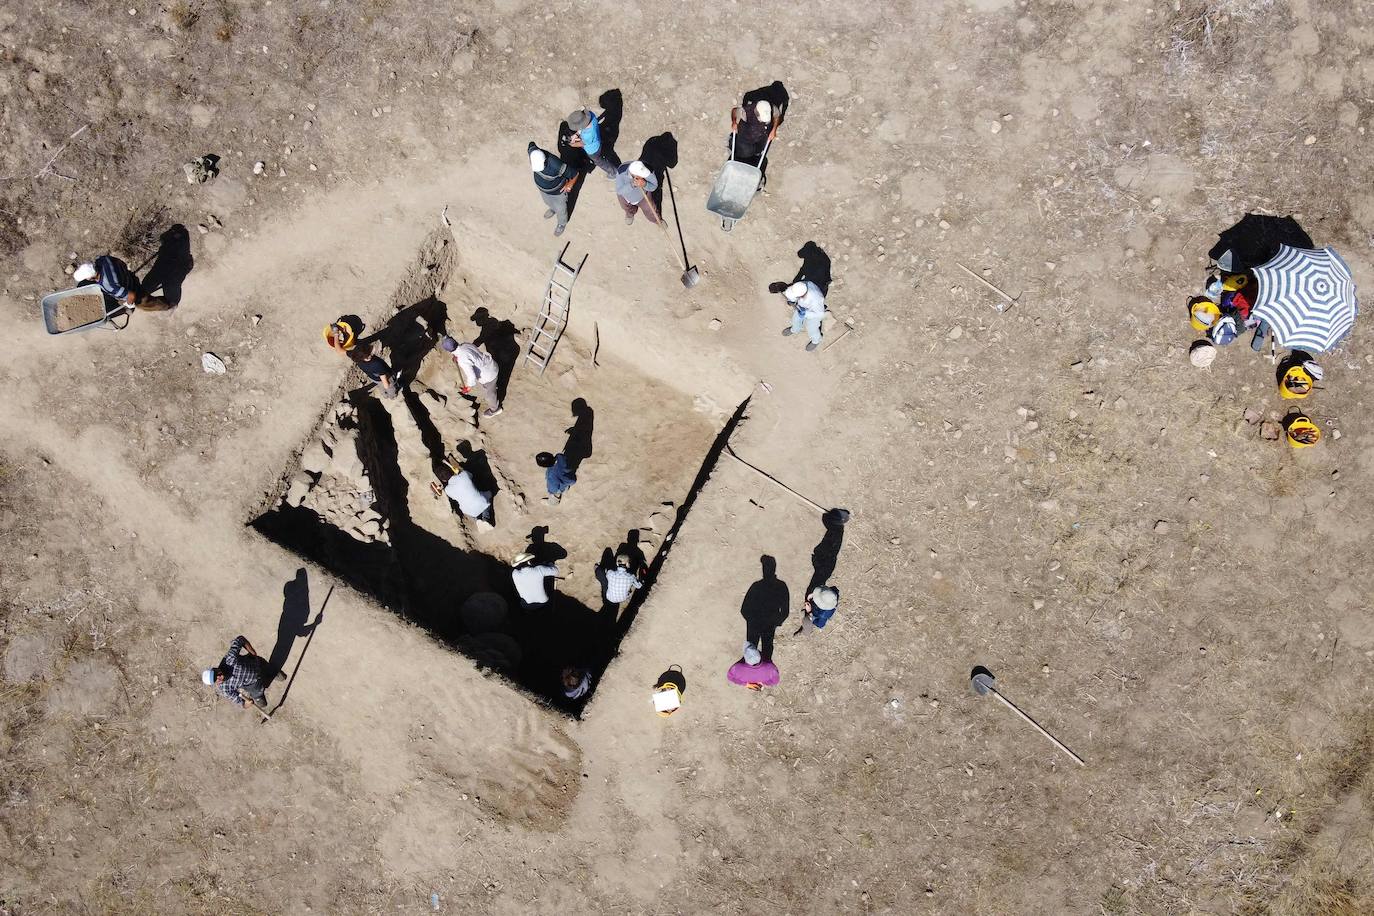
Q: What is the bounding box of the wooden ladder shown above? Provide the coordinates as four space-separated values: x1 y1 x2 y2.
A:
524 242 587 375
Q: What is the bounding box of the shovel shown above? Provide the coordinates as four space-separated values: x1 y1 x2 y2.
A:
970 666 1085 766
639 173 700 288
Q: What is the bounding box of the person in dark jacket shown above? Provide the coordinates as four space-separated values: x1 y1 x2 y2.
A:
528 142 579 237
73 255 172 311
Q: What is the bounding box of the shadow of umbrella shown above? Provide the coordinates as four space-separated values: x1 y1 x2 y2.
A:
1209 213 1314 273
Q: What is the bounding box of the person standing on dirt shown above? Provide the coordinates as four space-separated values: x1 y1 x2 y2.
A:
201 635 284 713
794 586 839 636
614 161 660 226
729 98 779 167
566 107 619 178
73 255 172 311
536 451 576 504
325 318 399 398
780 280 827 352
439 335 502 417
528 142 578 238
511 552 559 609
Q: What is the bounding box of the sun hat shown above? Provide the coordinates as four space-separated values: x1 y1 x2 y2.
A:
73 262 97 283
529 148 546 171
1209 315 1239 346
439 335 458 352
512 552 536 567
743 643 762 666
1189 340 1217 368
810 587 839 611
627 160 651 180
784 282 808 301
755 100 772 121
201 668 216 686
567 109 591 130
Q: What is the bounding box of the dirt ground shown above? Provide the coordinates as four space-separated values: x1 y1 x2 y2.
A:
3 0 1374 913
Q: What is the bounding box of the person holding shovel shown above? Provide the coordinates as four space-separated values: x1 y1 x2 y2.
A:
614 160 660 226
528 142 578 238
780 280 827 352
201 635 284 715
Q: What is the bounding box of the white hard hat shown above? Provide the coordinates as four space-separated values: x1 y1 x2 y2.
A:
784 282 808 301
627 160 651 180
529 149 546 172
201 668 216 686
73 262 97 283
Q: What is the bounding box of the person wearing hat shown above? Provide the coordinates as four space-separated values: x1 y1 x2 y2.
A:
726 642 781 689
527 142 579 237
73 255 172 312
780 279 827 351
565 107 619 178
201 635 283 713
511 553 560 609
600 553 643 606
729 97 779 167
324 319 399 399
614 160 660 226
795 586 839 635
439 335 502 417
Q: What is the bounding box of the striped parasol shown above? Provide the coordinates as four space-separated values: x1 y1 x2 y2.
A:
1251 245 1357 352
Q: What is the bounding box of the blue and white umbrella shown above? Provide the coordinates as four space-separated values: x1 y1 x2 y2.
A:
1251 244 1358 352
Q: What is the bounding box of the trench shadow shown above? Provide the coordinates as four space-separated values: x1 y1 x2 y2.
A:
741 555 790 661
471 307 521 403
268 568 318 677
563 398 595 473
140 224 195 307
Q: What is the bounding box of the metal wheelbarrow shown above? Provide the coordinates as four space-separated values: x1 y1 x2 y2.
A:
706 133 773 232
41 284 131 335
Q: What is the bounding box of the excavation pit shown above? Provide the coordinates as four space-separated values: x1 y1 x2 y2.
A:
251 232 739 714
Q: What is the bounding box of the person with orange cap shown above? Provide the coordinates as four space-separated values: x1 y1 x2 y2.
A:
323 317 399 398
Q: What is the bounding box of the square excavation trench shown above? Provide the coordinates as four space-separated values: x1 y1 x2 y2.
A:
252 230 741 714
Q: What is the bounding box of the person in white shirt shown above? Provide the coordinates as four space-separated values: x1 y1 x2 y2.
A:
442 467 493 525
780 280 827 351
511 552 559 609
439 335 502 417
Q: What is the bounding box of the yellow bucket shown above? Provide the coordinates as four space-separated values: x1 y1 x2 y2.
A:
1285 415 1321 448
1189 298 1220 332
1279 365 1313 399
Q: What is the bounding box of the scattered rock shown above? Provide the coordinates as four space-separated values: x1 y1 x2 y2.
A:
252 161 266 175
197 223 209 234
200 352 227 374
946 325 963 340
1243 407 1263 425
708 318 722 331
1032 599 1045 610
1260 420 1282 440
1113 396 1127 410
1153 520 1169 533
182 155 219 184
300 442 330 474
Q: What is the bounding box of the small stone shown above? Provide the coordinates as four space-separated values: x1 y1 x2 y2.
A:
1153 520 1169 533
1070 360 1084 372
1149 196 1162 208
197 223 209 234
1113 396 1127 410
253 161 265 174
1260 420 1282 440
938 219 951 230
251 314 262 325
989 121 1001 134
708 318 722 331
1332 429 1342 439
1041 664 1050 673
1243 407 1263 424
1304 134 1316 145
947 325 963 340
1032 599 1045 610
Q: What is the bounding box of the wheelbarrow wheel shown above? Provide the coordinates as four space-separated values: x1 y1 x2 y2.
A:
721 218 735 232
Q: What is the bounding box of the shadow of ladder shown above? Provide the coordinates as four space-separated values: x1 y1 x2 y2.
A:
523 242 587 375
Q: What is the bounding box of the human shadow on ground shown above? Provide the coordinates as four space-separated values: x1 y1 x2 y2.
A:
740 555 790 660
140 225 195 307
638 133 679 212
1208 214 1313 274
806 508 850 595
793 241 833 295
471 307 521 402
742 81 791 127
267 567 318 677
365 295 447 382
563 398 595 473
